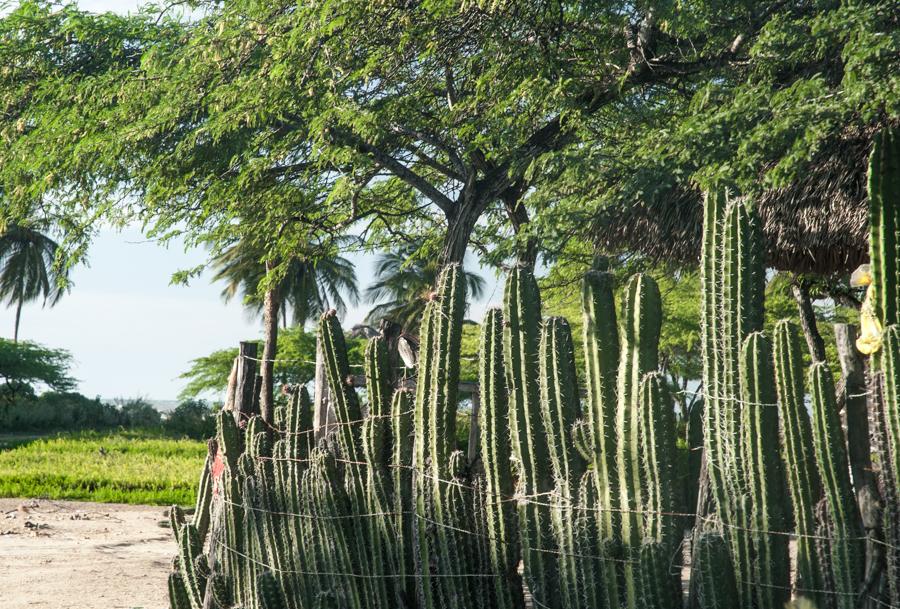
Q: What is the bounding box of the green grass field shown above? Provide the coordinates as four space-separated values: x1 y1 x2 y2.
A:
0 430 206 505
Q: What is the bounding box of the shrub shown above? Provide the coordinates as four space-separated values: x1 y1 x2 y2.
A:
163 399 216 440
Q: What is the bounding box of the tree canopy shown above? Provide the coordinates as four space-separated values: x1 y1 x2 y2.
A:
3 0 893 283
0 338 75 401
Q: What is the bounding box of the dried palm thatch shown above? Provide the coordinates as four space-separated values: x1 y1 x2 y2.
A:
591 127 875 275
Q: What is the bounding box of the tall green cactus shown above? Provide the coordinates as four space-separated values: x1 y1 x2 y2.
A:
319 310 363 460
581 269 621 609
540 316 585 609
740 332 790 609
478 307 524 609
582 269 620 543
637 371 680 609
869 126 900 328
504 265 558 607
363 336 392 471
773 320 826 601
871 126 900 608
616 273 661 609
413 264 468 609
809 361 865 608
692 532 739 609
391 388 416 607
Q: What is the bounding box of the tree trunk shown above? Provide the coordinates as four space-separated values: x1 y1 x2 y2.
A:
13 297 23 343
438 197 484 267
501 185 537 267
792 281 827 362
260 263 279 425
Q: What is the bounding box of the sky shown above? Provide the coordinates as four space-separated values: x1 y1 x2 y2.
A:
0 0 502 401
0 226 500 401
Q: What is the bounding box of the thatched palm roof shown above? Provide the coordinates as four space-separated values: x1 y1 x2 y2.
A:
591 127 873 275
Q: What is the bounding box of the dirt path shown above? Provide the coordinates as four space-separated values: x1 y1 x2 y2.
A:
0 498 172 609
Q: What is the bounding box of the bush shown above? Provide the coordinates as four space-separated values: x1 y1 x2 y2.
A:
163 399 216 440
116 397 162 428
0 392 122 431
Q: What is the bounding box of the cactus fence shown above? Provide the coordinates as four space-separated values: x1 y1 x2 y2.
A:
167 129 900 609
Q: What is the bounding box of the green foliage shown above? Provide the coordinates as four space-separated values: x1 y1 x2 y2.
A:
163 399 216 440
0 338 75 400
178 326 363 399
0 391 120 431
365 245 485 331
0 430 205 505
0 224 69 340
210 234 359 325
115 397 163 428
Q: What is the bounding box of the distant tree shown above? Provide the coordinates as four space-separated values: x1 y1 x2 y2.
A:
0 339 75 404
210 235 358 420
164 399 216 440
115 397 162 428
211 236 359 327
365 246 485 332
0 224 69 341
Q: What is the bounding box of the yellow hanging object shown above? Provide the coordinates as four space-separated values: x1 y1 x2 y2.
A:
856 283 883 355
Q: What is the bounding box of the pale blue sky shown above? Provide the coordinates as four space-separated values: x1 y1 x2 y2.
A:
0 0 502 401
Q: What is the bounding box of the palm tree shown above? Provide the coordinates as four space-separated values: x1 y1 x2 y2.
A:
211 236 359 422
211 237 359 327
365 246 485 332
0 225 68 342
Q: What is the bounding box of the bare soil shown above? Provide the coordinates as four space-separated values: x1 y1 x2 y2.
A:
0 498 172 609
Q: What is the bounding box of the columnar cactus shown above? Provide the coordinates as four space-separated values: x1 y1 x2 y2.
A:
391 388 415 606
809 362 865 608
193 446 213 544
868 126 900 328
582 269 619 538
319 310 363 460
692 532 739 609
773 320 826 601
616 273 662 609
504 265 558 607
363 336 392 472
176 524 206 609
740 332 790 609
412 264 468 609
540 316 585 608
637 371 680 608
478 307 524 609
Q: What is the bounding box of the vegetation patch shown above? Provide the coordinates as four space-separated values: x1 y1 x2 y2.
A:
0 430 206 506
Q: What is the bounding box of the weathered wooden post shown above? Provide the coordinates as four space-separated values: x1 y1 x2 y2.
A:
232 341 259 426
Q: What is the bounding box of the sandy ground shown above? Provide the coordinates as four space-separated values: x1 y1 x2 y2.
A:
0 498 172 609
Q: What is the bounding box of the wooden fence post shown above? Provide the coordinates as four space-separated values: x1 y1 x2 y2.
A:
233 341 259 426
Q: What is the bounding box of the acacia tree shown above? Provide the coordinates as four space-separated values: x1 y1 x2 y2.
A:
0 1 795 273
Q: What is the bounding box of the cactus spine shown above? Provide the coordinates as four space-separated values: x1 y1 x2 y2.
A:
809 362 865 608
479 307 524 609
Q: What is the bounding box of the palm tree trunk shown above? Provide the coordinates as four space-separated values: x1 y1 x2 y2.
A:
260 262 280 424
13 297 23 343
